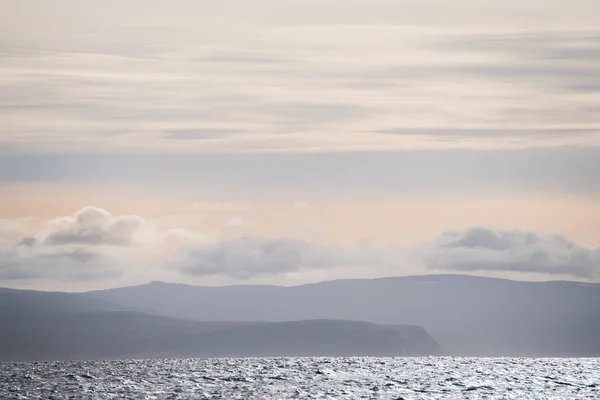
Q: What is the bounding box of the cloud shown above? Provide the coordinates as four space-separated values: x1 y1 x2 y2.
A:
171 237 378 280
260 102 372 131
164 129 246 140
26 206 144 247
198 50 293 65
174 237 319 279
377 128 598 138
2 207 599 284
420 227 600 278
0 217 36 246
2 207 339 283
3 20 600 154
438 30 600 62
0 245 124 282
163 229 211 247
0 207 145 282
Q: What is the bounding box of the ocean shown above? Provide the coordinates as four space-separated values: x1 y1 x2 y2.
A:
1 357 598 399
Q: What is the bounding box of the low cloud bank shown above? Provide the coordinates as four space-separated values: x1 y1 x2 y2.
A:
422 227 600 278
0 208 598 283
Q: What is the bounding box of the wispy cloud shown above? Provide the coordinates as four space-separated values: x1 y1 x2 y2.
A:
163 129 246 140
1 3 599 153
376 128 599 138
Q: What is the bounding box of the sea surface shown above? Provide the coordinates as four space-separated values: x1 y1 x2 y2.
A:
1 357 598 399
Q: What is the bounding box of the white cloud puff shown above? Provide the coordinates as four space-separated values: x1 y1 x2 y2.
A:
28 206 144 247
0 207 145 282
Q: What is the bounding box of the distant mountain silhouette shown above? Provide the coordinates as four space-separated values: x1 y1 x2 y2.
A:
0 287 441 361
84 274 600 356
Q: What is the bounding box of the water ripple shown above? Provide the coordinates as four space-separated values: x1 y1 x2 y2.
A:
0 357 598 399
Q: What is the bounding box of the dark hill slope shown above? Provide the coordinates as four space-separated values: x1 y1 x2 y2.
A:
0 289 441 361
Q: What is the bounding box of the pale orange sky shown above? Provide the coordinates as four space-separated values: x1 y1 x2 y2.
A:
2 183 600 247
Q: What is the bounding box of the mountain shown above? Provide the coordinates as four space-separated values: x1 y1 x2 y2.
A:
0 287 121 313
84 274 600 356
168 320 440 358
0 288 441 361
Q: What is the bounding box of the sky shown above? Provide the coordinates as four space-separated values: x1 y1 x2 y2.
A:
1 0 599 291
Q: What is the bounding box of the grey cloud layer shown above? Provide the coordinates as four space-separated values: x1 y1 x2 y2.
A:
175 238 325 279
172 237 396 280
423 227 600 278
0 248 122 282
3 148 600 196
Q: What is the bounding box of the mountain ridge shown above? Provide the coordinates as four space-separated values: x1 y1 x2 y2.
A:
90 273 600 293
81 274 600 357
2 274 598 358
